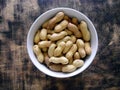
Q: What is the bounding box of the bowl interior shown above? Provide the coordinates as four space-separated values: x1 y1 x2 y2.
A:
27 8 98 78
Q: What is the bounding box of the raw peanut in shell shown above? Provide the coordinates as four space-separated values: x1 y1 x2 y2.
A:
72 17 78 25
70 35 77 43
68 23 82 38
62 65 76 72
38 41 51 48
78 48 86 58
44 53 50 66
47 12 65 29
66 44 77 61
63 15 71 22
65 29 73 35
47 30 54 34
39 29 47 40
74 52 80 59
33 45 44 63
49 57 69 64
56 36 71 45
50 31 67 41
79 21 90 41
63 41 73 54
84 42 92 55
48 43 56 57
73 59 84 68
34 30 40 44
54 20 68 32
42 20 49 28
49 64 63 72
42 48 48 52
54 42 65 56
76 39 85 48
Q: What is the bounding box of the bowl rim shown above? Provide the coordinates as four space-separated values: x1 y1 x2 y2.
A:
27 7 98 78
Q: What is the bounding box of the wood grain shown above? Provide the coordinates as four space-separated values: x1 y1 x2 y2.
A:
0 0 120 90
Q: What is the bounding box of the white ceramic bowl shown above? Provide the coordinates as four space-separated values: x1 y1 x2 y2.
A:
27 8 98 78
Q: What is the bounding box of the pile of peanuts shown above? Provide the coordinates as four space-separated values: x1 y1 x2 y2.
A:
33 12 91 73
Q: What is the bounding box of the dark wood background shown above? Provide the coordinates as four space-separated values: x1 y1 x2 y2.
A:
0 0 120 90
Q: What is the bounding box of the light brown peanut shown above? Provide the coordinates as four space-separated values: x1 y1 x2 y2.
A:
70 35 77 43
49 56 69 64
39 29 47 40
62 65 76 72
56 36 71 45
63 15 71 22
72 17 78 25
76 39 85 48
48 43 56 57
78 48 86 58
42 20 49 28
49 64 63 72
65 29 73 35
34 30 40 44
47 30 54 34
68 23 82 38
74 52 80 59
84 42 92 55
44 53 50 66
54 20 68 32
79 21 90 41
73 59 84 68
38 41 51 48
54 41 65 56
47 12 64 29
50 31 67 41
63 41 73 54
33 45 44 63
66 44 77 62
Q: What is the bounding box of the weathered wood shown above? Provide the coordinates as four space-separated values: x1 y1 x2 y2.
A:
0 0 120 90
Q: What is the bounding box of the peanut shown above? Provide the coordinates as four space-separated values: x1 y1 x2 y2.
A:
47 30 54 34
84 42 91 55
62 65 76 72
33 45 44 63
44 53 50 66
73 59 84 68
39 29 47 40
74 52 80 59
42 20 49 28
79 21 90 41
66 44 77 62
50 31 67 41
65 29 73 35
54 20 68 32
76 39 85 48
49 64 63 72
70 35 77 43
72 17 78 25
63 41 73 54
68 23 82 38
42 48 48 52
34 30 40 44
63 15 71 22
49 57 69 64
56 36 71 45
48 12 64 29
48 43 56 57
54 42 65 56
78 48 86 58
38 41 51 48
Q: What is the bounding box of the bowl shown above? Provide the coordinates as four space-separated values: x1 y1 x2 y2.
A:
27 7 98 78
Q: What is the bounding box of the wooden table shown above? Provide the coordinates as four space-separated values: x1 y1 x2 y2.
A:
0 0 120 90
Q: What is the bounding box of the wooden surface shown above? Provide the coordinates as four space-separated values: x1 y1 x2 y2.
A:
0 0 120 90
